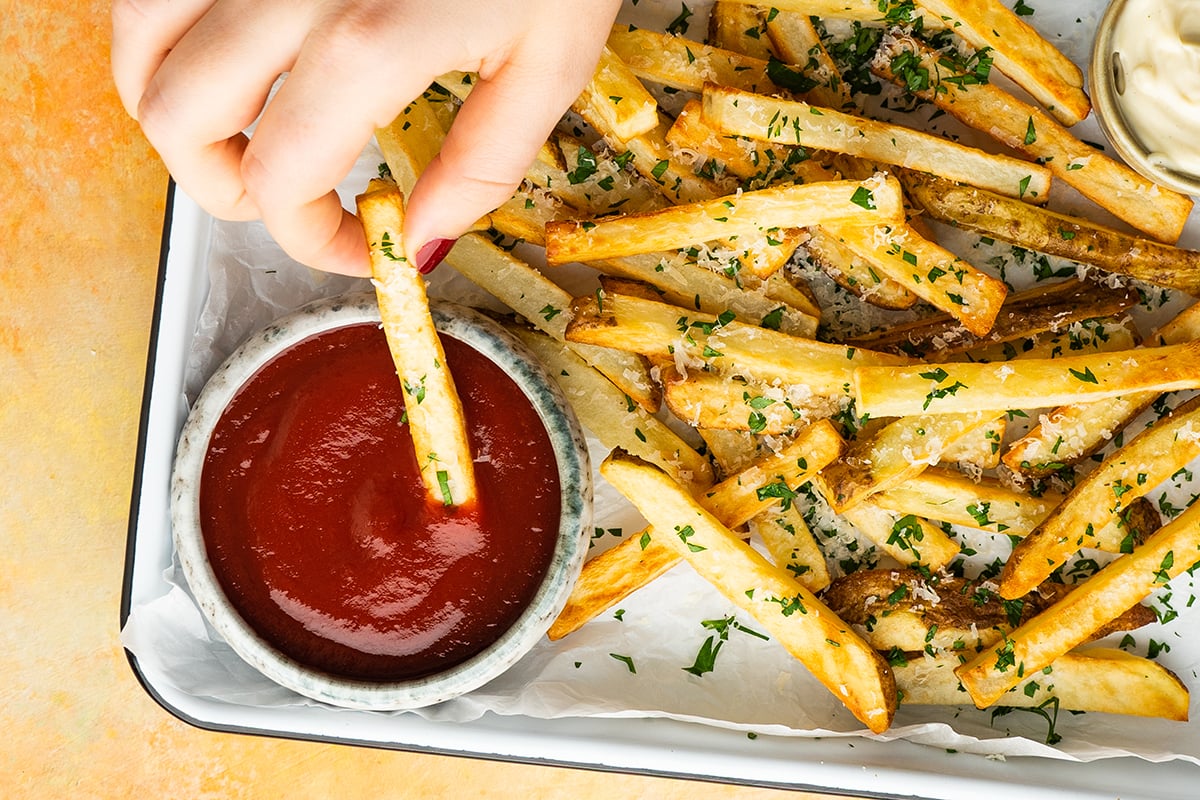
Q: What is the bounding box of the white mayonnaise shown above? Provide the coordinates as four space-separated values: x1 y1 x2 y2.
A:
1111 0 1200 176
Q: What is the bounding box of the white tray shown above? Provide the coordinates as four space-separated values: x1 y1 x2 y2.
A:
121 3 1200 795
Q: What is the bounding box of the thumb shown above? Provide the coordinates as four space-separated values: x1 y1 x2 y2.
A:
402 53 598 271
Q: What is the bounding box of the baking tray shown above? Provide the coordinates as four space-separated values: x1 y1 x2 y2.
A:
121 5 1200 797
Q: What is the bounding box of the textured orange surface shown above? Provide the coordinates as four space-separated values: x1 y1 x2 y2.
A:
0 3 847 797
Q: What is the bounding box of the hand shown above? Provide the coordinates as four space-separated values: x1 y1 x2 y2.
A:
112 0 620 276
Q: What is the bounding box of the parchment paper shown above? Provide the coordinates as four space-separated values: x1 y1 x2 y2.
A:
122 0 1200 766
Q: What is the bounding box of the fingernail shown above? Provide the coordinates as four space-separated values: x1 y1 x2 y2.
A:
415 238 455 274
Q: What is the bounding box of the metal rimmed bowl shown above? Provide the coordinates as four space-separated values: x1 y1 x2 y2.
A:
1091 0 1200 196
170 293 592 710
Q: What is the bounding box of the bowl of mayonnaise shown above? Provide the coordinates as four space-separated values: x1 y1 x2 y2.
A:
1091 0 1200 196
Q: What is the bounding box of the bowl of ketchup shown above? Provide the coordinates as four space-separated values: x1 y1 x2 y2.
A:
170 293 592 709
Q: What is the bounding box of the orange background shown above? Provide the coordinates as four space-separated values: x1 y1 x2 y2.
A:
0 3 844 797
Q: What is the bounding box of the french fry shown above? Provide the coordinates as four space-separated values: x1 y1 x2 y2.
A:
873 33 1193 243
443 233 661 412
606 25 777 95
802 226 920 310
899 171 1200 295
957 498 1200 708
533 136 667 218
571 45 660 142
1005 303 1200 476
939 416 1005 469
853 342 1200 418
702 85 1051 202
813 477 961 570
749 503 832 592
601 449 897 733
821 411 1004 511
874 467 1159 553
565 292 909 398
912 0 1091 126
897 650 1187 720
845 278 1140 360
831 221 1008 336
1000 395 1200 599
507 325 712 488
356 179 476 507
823 569 1156 655
763 9 854 110
661 367 844 435
375 93 449 195
549 419 845 640
595 250 819 337
545 176 905 266
709 2 775 62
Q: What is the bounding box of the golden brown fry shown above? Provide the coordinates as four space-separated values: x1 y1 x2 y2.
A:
823 569 1156 655
899 171 1200 294
357 179 476 507
830 222 1008 337
601 449 897 733
764 9 854 110
565 291 909 398
606 25 776 94
854 342 1200 418
702 85 1052 201
873 33 1193 243
1000 395 1200 599
821 411 1004 511
660 367 843 436
898 650 1187 720
845 279 1140 359
571 46 660 142
749 503 832 592
913 0 1090 126
802 227 920 310
545 176 905 266
957 498 1200 708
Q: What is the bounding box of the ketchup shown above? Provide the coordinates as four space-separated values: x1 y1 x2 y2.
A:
199 323 561 682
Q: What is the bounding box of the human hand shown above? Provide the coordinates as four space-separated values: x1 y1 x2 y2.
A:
112 0 621 276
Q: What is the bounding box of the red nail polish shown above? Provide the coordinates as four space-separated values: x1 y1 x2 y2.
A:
416 238 455 274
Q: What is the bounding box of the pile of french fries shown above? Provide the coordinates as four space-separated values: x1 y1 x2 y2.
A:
371 1 1200 736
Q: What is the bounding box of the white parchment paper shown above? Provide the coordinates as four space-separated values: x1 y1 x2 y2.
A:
122 0 1200 766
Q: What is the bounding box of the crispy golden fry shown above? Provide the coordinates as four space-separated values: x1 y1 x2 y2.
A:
545 176 905 266
913 0 1090 126
764 9 854 110
821 411 1004 511
899 171 1200 295
660 367 843 436
572 46 660 142
897 650 1187 720
854 342 1200 418
957 498 1200 708
823 569 1156 655
443 233 661 412
709 2 775 61
701 418 845 528
508 325 712 488
1000 395 1200 598
875 467 1158 552
375 94 449 195
718 0 890 23
749 503 832 592
1004 303 1200 477
550 419 845 640
565 291 909 398
802 227 920 310
831 222 1009 337
845 279 1140 360
601 449 897 733
534 135 667 218
702 85 1051 201
357 179 476 507
606 25 776 94
939 417 1005 469
814 477 961 569
874 33 1193 243
595 251 819 337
